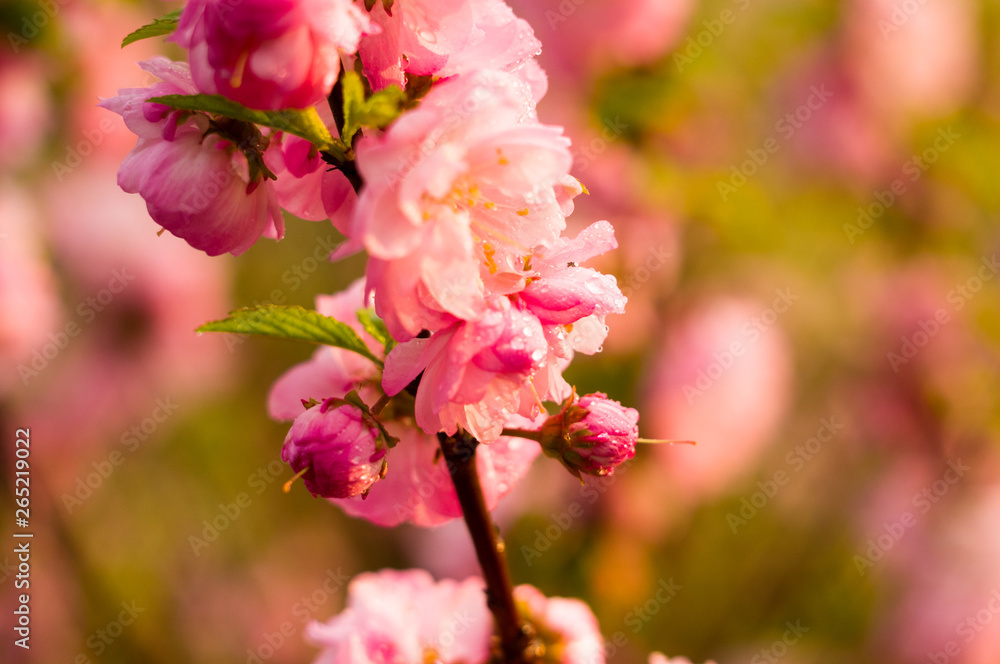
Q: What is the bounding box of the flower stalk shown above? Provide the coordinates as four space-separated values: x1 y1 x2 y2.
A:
437 430 540 663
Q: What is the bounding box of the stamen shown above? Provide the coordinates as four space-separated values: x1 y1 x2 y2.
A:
283 466 309 493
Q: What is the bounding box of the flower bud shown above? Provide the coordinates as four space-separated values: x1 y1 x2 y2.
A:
281 399 387 499
538 392 639 477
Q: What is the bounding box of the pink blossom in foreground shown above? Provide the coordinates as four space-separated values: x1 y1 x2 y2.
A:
174 0 369 109
538 392 639 477
306 569 606 664
648 654 718 664
357 0 540 92
382 297 551 442
100 57 283 256
381 221 625 443
513 584 605 664
269 281 539 526
353 69 577 339
307 569 492 664
282 399 387 499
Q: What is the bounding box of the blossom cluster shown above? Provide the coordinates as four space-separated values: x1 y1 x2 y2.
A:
104 0 635 517
103 0 654 662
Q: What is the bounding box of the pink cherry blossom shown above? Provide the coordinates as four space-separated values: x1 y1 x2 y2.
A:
101 57 283 256
306 569 493 664
268 281 539 526
353 69 577 339
306 570 606 664
174 0 370 109
382 296 551 442
357 0 540 92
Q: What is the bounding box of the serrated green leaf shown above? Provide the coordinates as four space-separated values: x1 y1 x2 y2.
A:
339 70 407 146
122 9 182 48
356 308 396 354
198 305 382 366
147 93 345 157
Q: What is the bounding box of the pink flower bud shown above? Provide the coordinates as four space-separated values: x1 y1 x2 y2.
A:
281 399 387 499
539 392 639 477
174 0 369 110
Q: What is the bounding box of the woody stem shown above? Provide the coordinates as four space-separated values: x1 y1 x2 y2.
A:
437 431 535 663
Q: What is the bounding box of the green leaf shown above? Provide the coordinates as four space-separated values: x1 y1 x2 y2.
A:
147 93 345 157
122 9 182 48
339 70 407 146
356 308 396 354
198 305 382 366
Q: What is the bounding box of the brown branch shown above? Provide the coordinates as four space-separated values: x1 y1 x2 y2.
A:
437 431 538 663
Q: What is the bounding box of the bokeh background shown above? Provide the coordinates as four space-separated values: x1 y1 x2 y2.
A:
4 0 1000 662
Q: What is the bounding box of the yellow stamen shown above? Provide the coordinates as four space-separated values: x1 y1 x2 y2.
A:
483 242 498 274
283 467 309 493
484 201 497 210
230 51 249 88
516 208 529 216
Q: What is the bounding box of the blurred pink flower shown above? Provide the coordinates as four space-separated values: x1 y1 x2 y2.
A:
514 584 605 664
0 55 51 170
307 569 493 663
846 0 979 122
508 0 692 78
29 162 232 451
307 569 606 664
0 184 60 397
174 0 369 109
642 297 792 499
